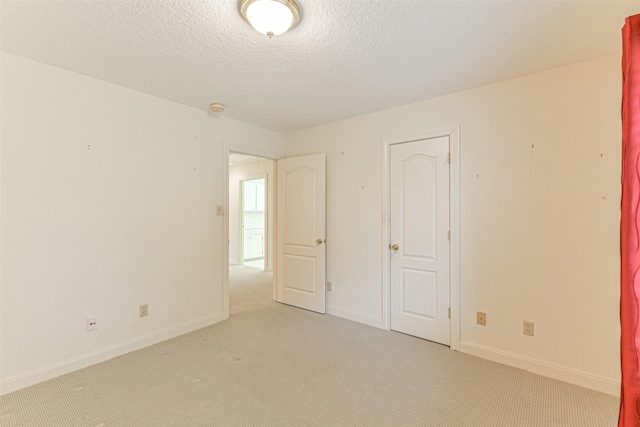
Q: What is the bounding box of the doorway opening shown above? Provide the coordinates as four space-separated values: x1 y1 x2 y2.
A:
228 153 275 315
240 177 266 269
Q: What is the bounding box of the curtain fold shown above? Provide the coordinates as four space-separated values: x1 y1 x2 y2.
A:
620 14 640 427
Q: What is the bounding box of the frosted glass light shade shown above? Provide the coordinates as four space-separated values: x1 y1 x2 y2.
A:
240 0 300 38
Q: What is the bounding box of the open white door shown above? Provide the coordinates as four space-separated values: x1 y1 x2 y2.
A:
390 137 450 345
276 154 326 313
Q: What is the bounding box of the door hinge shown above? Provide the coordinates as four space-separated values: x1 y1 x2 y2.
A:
448 308 451 319
447 153 451 164
447 230 451 241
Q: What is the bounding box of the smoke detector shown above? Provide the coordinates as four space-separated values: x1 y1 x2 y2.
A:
209 103 225 113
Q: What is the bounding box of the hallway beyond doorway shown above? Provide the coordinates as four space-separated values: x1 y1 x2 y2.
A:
229 264 273 315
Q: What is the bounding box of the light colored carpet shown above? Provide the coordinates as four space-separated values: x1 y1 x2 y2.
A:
229 264 274 315
1 266 619 426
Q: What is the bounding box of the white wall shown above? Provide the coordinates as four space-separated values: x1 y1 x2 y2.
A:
229 159 275 270
285 55 621 395
0 52 284 393
1 49 621 396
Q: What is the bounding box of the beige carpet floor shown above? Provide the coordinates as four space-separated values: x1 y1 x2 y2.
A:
0 265 619 426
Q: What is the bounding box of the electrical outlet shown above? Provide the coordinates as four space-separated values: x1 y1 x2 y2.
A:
523 321 534 336
87 316 98 331
327 281 332 292
140 304 149 318
477 311 486 326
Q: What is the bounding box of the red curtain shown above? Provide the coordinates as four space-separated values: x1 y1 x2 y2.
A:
621 14 640 427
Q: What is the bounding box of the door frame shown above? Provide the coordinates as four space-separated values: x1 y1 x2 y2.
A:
239 175 268 265
381 125 461 350
223 144 280 320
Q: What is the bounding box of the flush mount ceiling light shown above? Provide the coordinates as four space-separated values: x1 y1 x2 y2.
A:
239 0 300 38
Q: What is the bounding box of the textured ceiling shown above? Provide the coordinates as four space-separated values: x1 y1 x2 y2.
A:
2 0 640 133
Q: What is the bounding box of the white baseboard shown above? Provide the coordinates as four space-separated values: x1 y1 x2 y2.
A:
459 341 620 396
1 312 227 395
326 305 383 329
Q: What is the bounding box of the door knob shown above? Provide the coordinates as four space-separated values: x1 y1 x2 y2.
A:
316 238 325 245
390 243 399 251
